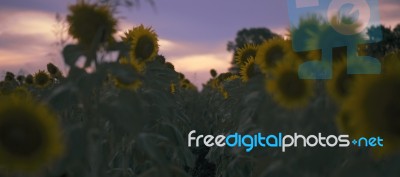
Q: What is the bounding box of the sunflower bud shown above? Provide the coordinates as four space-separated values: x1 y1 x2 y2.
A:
178 73 185 80
210 69 217 78
47 63 59 75
165 62 175 70
156 55 166 64
16 75 25 84
5 72 15 82
25 75 34 85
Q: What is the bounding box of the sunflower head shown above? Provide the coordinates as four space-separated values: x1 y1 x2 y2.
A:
10 87 31 100
235 44 258 66
46 63 59 75
217 86 229 99
208 78 219 89
5 72 15 82
0 96 64 173
306 46 348 63
383 51 400 71
25 74 34 85
289 14 324 49
16 75 25 84
210 69 217 78
256 38 291 73
124 25 159 62
239 57 261 82
287 39 321 62
266 59 314 109
67 2 117 49
113 58 143 91
165 62 175 71
155 55 166 64
336 106 360 140
114 78 142 91
46 63 64 80
307 16 364 61
341 64 400 157
178 73 185 80
224 74 240 82
329 15 363 36
216 73 233 83
34 70 51 88
180 79 196 90
326 60 356 103
0 81 14 96
119 57 146 73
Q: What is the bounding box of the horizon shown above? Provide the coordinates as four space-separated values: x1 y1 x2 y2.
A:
1 0 400 88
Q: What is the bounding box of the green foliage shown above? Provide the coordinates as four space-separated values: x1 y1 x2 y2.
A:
366 25 400 58
2 5 400 177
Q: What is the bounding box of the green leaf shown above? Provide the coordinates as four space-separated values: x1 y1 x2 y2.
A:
62 44 83 67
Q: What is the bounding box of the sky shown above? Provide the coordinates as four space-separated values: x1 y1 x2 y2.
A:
0 0 399 87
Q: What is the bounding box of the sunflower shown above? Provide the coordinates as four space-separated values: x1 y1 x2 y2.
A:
46 63 59 76
10 87 31 100
25 75 34 85
210 69 217 78
326 60 356 103
235 44 258 66
266 59 314 109
34 70 51 88
307 45 347 63
256 38 291 73
216 73 233 83
217 86 229 100
307 16 364 62
124 25 159 62
178 73 185 80
46 63 63 79
288 14 324 48
114 77 142 91
382 51 400 70
67 2 117 49
16 75 25 84
208 78 219 89
155 55 166 64
0 81 14 96
224 75 240 82
165 62 175 71
288 15 325 61
5 72 15 82
239 57 260 82
336 107 357 136
0 96 64 173
180 79 196 90
119 57 145 73
113 58 143 91
340 64 400 156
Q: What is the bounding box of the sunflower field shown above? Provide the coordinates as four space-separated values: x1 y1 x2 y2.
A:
1 1 400 177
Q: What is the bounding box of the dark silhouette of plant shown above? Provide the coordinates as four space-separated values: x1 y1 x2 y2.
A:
366 24 400 58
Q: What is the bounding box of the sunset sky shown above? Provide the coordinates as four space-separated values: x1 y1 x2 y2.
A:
1 0 399 87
